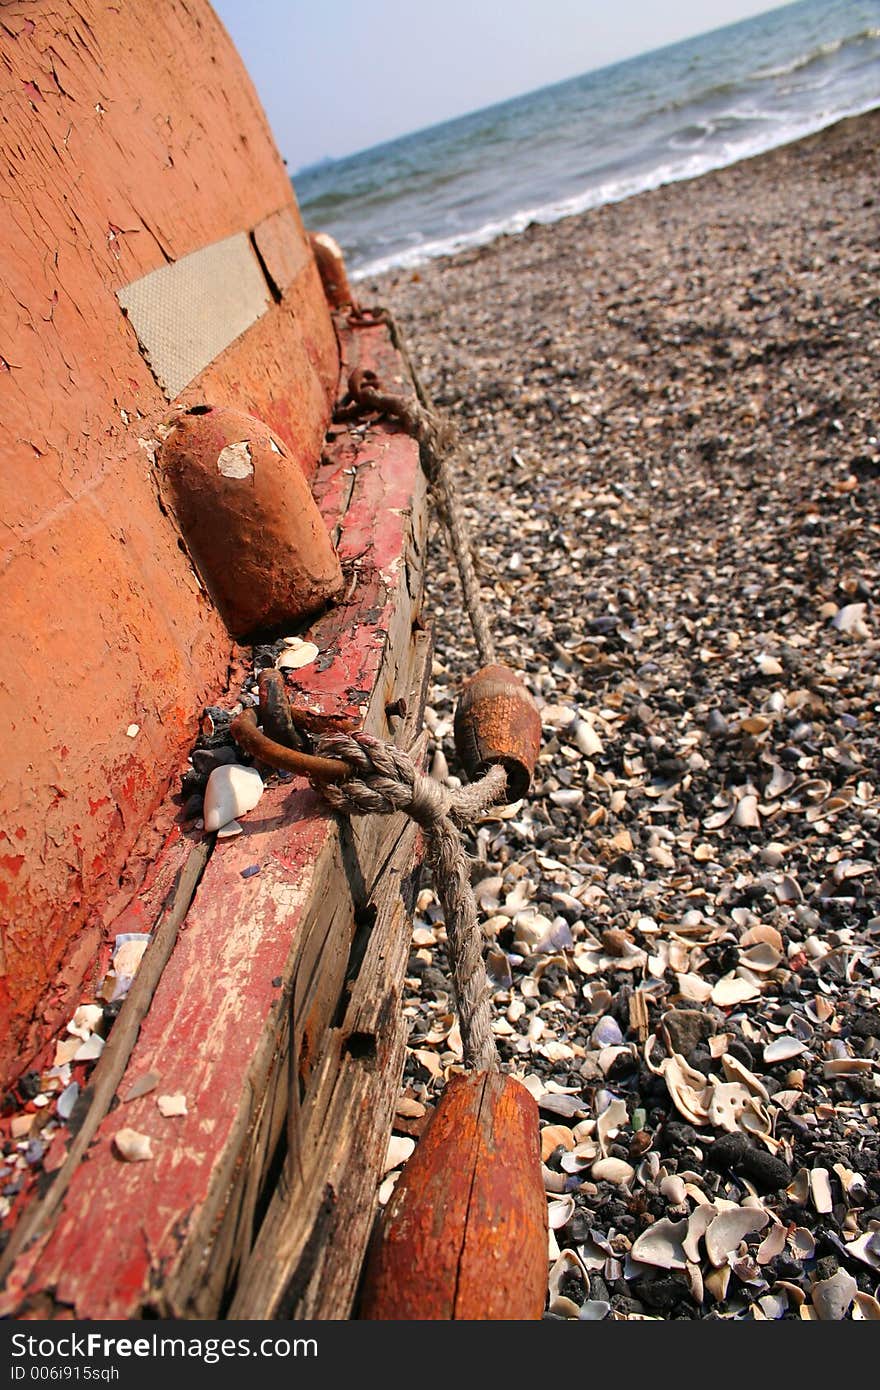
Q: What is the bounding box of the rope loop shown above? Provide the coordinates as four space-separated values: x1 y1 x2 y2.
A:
313 732 507 1072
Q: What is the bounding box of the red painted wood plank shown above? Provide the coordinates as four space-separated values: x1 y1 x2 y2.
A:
4 340 426 1318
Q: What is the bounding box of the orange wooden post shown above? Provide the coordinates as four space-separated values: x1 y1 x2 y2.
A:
359 1071 547 1320
158 405 344 638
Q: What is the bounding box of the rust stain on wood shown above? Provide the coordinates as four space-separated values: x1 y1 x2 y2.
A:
358 1071 548 1321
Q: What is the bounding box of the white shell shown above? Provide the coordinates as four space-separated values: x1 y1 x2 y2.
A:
704 1207 768 1266
764 1037 807 1064
156 1093 188 1118
114 1128 153 1162
812 1269 858 1321
203 764 264 832
711 974 761 1007
630 1217 688 1269
809 1167 833 1214
591 1157 635 1186
572 720 603 757
276 640 320 670
733 794 761 828
383 1135 415 1175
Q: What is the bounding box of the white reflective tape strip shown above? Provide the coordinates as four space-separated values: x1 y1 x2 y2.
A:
117 232 271 399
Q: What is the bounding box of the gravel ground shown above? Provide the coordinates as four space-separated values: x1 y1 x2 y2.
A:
369 110 880 1321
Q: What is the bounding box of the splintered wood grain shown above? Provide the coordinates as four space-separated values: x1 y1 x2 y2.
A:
358 1072 547 1321
4 320 429 1319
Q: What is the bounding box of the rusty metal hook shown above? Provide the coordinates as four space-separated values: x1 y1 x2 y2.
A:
230 708 350 782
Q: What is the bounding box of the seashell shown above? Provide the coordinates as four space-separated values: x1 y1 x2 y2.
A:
790 1227 816 1259
276 639 319 670
383 1135 415 1174
853 1292 880 1320
547 1195 576 1230
707 1081 750 1133
675 972 713 1003
124 1072 160 1103
204 764 264 832
764 1037 807 1064
114 1128 153 1162
549 1295 581 1319
637 1152 661 1187
596 1097 629 1154
741 716 771 736
765 767 795 800
704 1265 730 1303
578 1300 611 1321
630 1217 688 1270
591 1157 635 1186
757 653 783 676
785 1169 810 1206
685 1260 704 1306
550 788 584 808
73 1035 104 1063
730 1254 764 1286
572 720 603 757
66 1004 104 1041
756 1223 787 1265
823 1057 874 1077
156 1093 187 1118
739 942 783 972
660 1175 687 1206
774 1279 806 1308
704 1207 768 1266
474 875 503 910
774 875 803 904
811 1269 858 1321
711 974 761 1008
758 1292 788 1320
216 819 243 838
721 1055 769 1102
844 1231 880 1272
704 805 735 830
591 1015 623 1048
56 1081 80 1122
831 602 869 636
548 1249 588 1303
663 1056 711 1126
733 794 761 828
809 1168 833 1214
541 1124 576 1161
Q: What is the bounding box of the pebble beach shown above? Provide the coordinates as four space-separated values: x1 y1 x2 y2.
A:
371 110 880 1321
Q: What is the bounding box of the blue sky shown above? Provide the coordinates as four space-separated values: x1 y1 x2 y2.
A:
211 0 798 170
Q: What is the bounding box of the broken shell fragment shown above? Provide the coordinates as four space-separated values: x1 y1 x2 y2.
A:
204 764 264 832
114 1128 153 1162
704 1207 768 1266
277 640 320 670
630 1217 688 1269
591 1157 635 1186
156 1093 188 1118
812 1268 858 1321
809 1168 834 1214
711 974 761 1007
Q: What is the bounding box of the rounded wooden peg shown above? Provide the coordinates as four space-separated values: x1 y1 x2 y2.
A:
453 664 541 800
157 405 343 640
358 1071 547 1320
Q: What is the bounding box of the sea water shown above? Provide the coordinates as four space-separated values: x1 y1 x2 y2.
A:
293 0 880 280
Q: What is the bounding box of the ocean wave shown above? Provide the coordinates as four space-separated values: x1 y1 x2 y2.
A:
352 97 880 281
752 25 880 81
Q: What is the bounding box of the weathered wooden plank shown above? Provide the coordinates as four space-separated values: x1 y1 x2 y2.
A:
2 319 430 1318
358 1072 548 1321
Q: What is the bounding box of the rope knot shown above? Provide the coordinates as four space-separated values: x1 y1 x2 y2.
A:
311 730 508 1072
